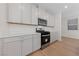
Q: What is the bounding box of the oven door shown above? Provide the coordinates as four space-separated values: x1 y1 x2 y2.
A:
41 36 50 45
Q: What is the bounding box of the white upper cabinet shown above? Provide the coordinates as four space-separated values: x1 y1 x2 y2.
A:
8 3 32 24
8 3 22 23
31 5 38 25
22 4 32 24
44 10 47 20
38 8 47 20
47 14 54 26
50 15 54 26
8 3 54 26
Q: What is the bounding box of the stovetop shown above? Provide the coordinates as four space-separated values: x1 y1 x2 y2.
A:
36 30 50 34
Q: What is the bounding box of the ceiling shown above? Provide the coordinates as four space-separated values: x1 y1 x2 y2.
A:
37 3 79 18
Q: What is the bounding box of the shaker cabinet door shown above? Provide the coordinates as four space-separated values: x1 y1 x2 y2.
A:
48 14 54 26
3 41 22 56
8 3 22 23
22 4 32 24
32 34 41 52
31 5 38 25
50 32 58 43
22 38 32 56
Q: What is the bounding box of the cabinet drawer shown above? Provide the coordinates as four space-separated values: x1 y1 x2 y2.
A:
3 36 22 43
21 35 32 40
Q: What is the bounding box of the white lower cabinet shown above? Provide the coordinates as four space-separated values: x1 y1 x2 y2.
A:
32 34 41 52
50 32 58 43
22 38 32 56
3 41 22 56
54 32 59 40
50 32 55 43
1 34 41 56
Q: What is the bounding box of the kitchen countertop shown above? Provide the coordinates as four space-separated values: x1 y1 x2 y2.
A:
0 33 40 39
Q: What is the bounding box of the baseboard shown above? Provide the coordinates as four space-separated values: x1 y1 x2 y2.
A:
62 36 79 40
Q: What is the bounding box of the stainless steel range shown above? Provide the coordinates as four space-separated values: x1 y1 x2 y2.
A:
36 29 50 49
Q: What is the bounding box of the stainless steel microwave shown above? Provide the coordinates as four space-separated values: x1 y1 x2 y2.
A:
38 18 47 26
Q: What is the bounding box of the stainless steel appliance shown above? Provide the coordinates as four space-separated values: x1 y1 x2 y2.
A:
36 29 50 49
38 18 47 26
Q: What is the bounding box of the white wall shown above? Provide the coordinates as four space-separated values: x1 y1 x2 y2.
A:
62 11 79 39
0 4 55 38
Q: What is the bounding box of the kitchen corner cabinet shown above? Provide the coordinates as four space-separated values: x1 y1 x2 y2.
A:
8 3 22 23
31 5 38 25
22 4 32 24
32 34 41 52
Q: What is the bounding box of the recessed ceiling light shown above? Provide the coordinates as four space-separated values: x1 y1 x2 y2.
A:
65 5 68 8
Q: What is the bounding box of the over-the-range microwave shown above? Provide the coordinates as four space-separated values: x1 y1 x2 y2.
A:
38 18 47 26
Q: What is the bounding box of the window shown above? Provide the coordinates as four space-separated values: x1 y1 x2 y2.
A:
68 18 78 30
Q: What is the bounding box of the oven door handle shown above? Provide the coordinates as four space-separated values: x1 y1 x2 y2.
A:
42 34 50 37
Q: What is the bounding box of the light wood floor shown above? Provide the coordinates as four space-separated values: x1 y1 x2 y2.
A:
30 37 79 56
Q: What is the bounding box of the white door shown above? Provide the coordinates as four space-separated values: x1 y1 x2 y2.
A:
31 5 38 25
3 41 21 56
8 3 22 23
32 34 41 51
22 38 32 56
22 3 32 24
